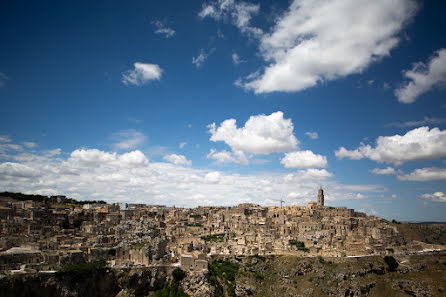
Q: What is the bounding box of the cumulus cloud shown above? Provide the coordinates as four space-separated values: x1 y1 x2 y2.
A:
204 171 221 183
118 151 149 168
0 138 380 207
335 127 446 165
163 154 192 166
281 150 327 168
240 0 417 93
305 132 319 139
0 162 40 178
371 167 397 175
397 167 446 181
207 149 248 165
152 20 175 38
122 62 162 86
69 149 117 166
286 168 333 180
111 130 147 150
395 48 446 103
192 48 215 68
421 192 446 203
199 0 262 37
208 111 298 155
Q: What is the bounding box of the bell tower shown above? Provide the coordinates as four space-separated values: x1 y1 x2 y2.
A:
317 186 324 206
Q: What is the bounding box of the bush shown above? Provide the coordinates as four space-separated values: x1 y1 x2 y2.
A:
201 233 225 242
289 240 309 252
209 260 239 297
172 268 186 282
153 281 189 297
56 259 107 279
384 256 399 272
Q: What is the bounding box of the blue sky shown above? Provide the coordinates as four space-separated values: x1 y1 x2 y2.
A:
1 0 446 221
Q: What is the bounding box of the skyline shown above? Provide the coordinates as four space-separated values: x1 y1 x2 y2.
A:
1 0 446 221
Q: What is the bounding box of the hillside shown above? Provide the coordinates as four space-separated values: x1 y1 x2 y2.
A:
1 252 445 297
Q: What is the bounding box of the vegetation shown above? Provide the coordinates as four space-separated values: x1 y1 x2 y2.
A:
384 255 399 272
386 248 394 254
201 233 225 242
153 281 189 297
153 268 188 297
190 214 202 219
250 254 266 262
289 240 310 252
244 209 253 216
209 259 239 297
172 268 187 282
56 259 107 279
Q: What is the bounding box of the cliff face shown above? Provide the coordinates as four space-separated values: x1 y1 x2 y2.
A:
1 252 445 297
0 267 170 297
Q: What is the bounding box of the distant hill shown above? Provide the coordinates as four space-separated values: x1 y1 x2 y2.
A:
0 191 106 205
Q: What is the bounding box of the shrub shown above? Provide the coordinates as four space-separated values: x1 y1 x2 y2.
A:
384 256 399 272
172 268 186 282
56 259 107 279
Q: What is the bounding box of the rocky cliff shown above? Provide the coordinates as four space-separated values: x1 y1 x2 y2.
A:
1 251 445 297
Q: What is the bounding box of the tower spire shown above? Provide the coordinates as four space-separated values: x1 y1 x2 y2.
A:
317 186 324 206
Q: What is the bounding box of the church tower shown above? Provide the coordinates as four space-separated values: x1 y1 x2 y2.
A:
317 186 324 206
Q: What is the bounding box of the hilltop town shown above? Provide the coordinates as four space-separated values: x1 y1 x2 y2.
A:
0 188 444 275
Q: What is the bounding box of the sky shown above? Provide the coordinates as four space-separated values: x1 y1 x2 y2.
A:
1 0 446 221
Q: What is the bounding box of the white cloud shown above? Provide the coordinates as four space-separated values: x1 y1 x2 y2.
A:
208 111 298 155
204 171 221 183
287 192 300 199
0 143 23 153
152 20 175 38
287 168 333 180
0 138 383 208
0 162 40 178
163 154 192 166
281 150 327 168
335 126 446 165
179 142 187 149
111 130 147 150
395 48 446 103
22 142 37 149
387 116 446 128
371 167 397 175
334 147 363 160
199 0 262 37
192 48 214 68
241 0 417 93
0 135 11 142
421 192 446 203
305 131 319 139
298 168 333 179
397 167 446 181
207 149 248 165
69 149 117 167
118 151 149 168
122 62 162 86
232 53 243 65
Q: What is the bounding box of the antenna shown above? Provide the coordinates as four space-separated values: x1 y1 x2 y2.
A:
273 198 285 208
